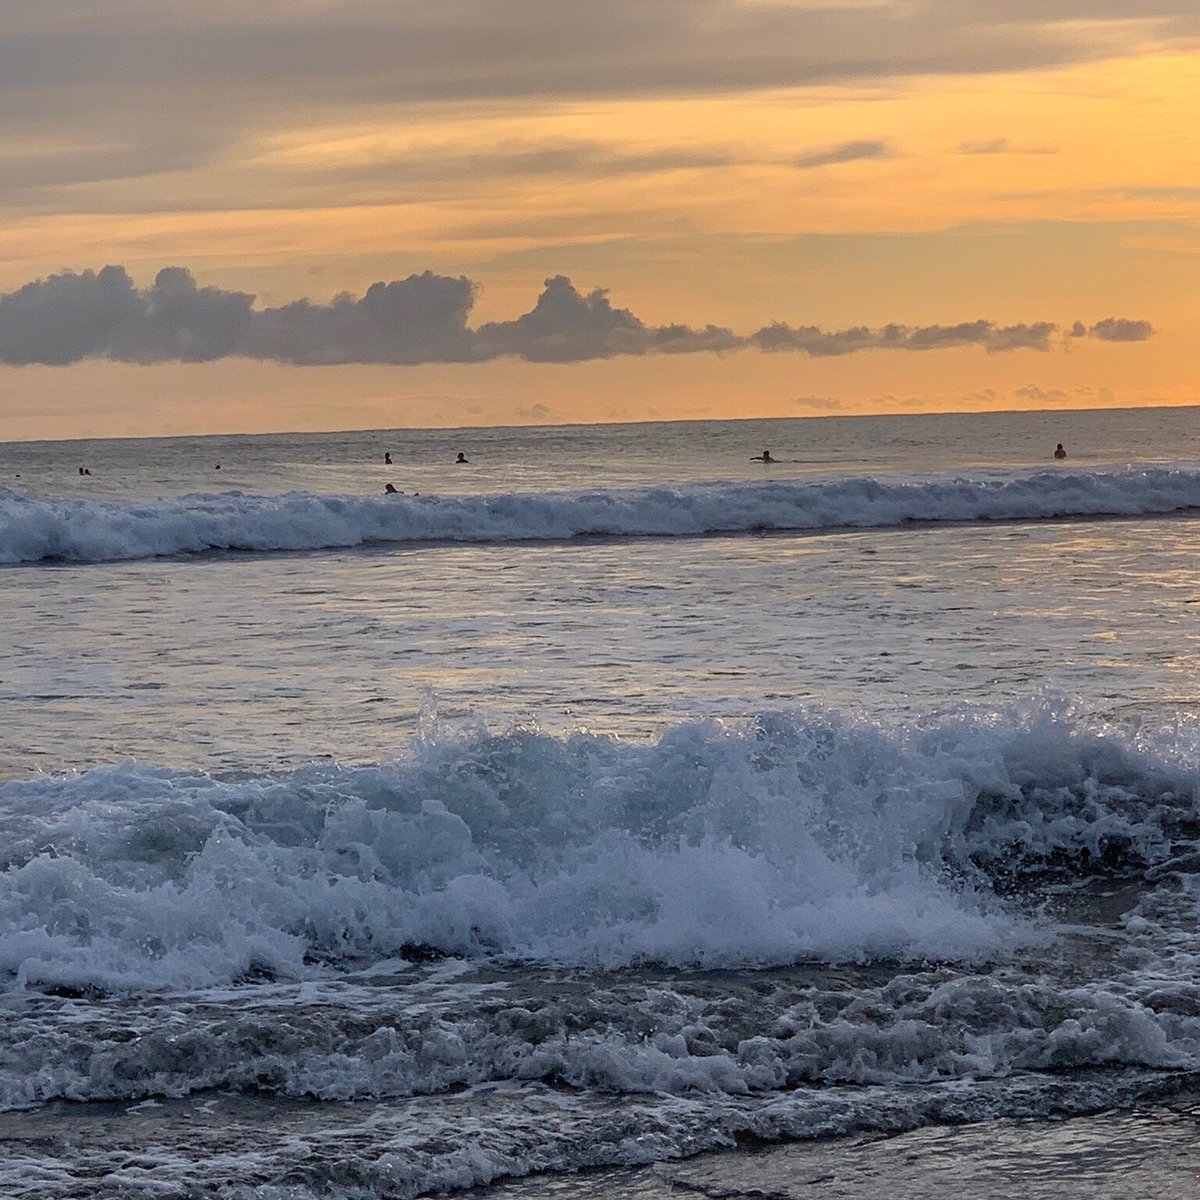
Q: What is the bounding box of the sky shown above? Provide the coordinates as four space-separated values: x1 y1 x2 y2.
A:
1 1 1197 439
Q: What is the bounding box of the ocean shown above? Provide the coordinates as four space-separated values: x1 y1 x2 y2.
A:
2 407 1200 1197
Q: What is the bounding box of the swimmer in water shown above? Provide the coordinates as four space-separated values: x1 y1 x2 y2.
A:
751 449 775 463
384 452 392 465
1054 443 1067 460
384 483 400 494
456 452 469 464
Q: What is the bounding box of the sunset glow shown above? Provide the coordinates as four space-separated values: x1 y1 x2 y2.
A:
2 3 1197 437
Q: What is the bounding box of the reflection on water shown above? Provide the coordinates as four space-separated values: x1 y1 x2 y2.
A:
2 516 1200 779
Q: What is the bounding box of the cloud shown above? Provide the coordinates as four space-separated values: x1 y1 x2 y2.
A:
442 144 736 181
1015 383 1119 404
1066 317 1155 342
4 2 1198 195
793 394 844 411
244 272 478 365
10 4 1200 120
957 138 1010 154
474 276 653 363
0 266 253 366
470 276 743 363
982 322 1060 352
1112 186 1200 201
0 264 1157 368
955 138 1058 155
1014 384 1070 401
794 140 889 170
276 142 737 206
750 318 1059 355
1089 316 1154 342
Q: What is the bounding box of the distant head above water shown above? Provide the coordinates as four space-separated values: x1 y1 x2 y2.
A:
751 449 774 463
456 452 469 464
1054 444 1067 460
384 452 392 465
384 483 399 494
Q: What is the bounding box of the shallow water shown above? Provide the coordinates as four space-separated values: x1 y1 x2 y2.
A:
483 1100 1200 1200
3 512 1200 778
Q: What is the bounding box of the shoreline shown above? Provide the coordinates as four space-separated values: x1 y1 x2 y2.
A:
478 1100 1200 1200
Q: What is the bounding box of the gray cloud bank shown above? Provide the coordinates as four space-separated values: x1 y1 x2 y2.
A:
795 141 889 170
0 266 1154 368
2 1 1198 202
7 3 1199 121
1068 317 1155 342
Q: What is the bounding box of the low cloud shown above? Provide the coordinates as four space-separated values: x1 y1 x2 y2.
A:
957 138 1010 155
1014 383 1118 404
1106 186 1200 202
515 402 555 421
0 265 1158 369
751 319 1058 355
1014 384 1070 402
0 266 253 366
794 140 888 170
244 272 478 365
472 275 743 363
1067 317 1154 342
1089 317 1154 342
956 138 1058 155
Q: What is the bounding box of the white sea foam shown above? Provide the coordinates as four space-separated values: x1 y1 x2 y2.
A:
3 948 1194 1112
3 464 1200 563
0 706 1191 995
3 710 1200 1192
2 1071 1189 1199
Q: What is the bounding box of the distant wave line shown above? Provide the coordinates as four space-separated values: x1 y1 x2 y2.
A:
3 465 1200 564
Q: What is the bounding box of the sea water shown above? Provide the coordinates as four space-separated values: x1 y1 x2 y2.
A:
2 408 1200 1197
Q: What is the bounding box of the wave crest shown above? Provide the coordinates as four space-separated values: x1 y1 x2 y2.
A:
1 705 1192 993
3 465 1200 563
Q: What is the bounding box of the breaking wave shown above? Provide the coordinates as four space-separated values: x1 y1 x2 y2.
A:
4 464 1200 563
1 705 1194 995
5 702 1200 1187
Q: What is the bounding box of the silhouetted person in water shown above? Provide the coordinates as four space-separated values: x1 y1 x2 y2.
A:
384 452 392 465
751 450 774 463
78 467 85 475
456 452 469 464
384 483 399 494
1054 444 1067 460
215 463 221 470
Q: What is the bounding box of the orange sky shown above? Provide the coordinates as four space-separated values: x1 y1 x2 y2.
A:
1 3 1197 439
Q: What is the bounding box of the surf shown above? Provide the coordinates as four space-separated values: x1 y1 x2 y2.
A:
4 464 1200 564
1 703 1193 995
